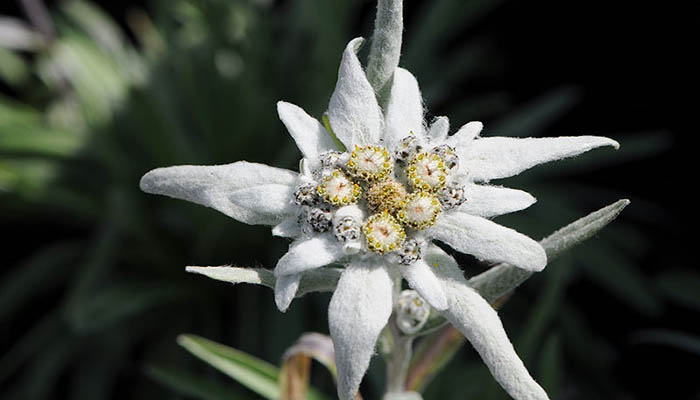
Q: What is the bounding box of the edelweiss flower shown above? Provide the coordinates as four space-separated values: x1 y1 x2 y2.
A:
140 38 618 400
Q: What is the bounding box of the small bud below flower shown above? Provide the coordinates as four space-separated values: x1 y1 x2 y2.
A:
394 135 423 165
438 182 467 210
293 182 320 206
391 239 422 265
396 290 430 335
430 144 459 170
334 216 361 242
304 206 333 232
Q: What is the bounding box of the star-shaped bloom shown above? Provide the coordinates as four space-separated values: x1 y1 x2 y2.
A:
140 37 618 400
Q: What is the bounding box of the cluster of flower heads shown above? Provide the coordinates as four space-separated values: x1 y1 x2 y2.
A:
292 137 467 265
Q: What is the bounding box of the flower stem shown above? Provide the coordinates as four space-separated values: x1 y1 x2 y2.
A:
385 314 414 394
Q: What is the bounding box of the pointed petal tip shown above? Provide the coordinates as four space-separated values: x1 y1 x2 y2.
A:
348 37 365 52
620 198 631 206
138 169 157 193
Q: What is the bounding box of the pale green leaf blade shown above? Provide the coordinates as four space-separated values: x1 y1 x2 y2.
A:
177 334 279 400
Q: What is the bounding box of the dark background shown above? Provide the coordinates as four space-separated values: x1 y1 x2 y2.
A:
1 0 696 399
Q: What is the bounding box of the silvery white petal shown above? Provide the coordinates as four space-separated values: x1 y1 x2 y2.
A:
425 246 549 400
384 67 425 149
327 38 383 148
444 121 483 148
272 217 301 238
366 0 403 105
427 116 449 142
274 273 301 312
329 259 394 400
429 212 546 271
274 235 344 277
140 162 297 226
277 101 338 168
461 136 619 182
457 184 536 218
400 259 448 311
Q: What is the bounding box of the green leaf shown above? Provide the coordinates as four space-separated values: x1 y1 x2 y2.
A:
537 333 562 397
177 334 280 399
490 87 580 137
0 48 30 86
146 365 246 400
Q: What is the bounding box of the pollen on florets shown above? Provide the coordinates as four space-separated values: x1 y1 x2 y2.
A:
346 145 393 181
397 191 442 229
366 179 408 214
394 135 423 165
406 152 448 192
439 182 467 210
317 169 361 206
293 182 319 206
430 144 459 170
392 238 422 265
362 211 406 254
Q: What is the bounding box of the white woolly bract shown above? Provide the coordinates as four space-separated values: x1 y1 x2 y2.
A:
274 235 344 277
427 116 449 142
457 184 537 218
277 101 338 168
383 67 425 150
429 212 547 271
426 246 549 400
460 135 619 182
399 258 448 310
139 161 297 226
327 38 383 148
274 273 301 312
329 259 394 400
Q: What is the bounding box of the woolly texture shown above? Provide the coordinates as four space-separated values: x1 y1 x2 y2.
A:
444 121 483 148
470 199 630 303
460 136 620 182
457 184 536 218
329 259 394 400
139 162 297 225
271 217 301 238
426 246 549 400
328 38 383 147
366 0 403 107
277 101 338 168
185 265 342 298
274 235 344 277
429 212 547 271
275 273 301 312
384 67 424 149
400 259 448 310
427 116 449 142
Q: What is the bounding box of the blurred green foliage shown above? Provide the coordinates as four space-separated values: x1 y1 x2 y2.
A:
0 0 694 399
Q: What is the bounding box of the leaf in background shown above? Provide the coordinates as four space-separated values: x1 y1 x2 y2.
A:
630 330 700 356
489 87 580 137
146 365 246 400
0 48 30 86
656 269 700 311
537 333 562 397
177 334 280 399
0 16 45 50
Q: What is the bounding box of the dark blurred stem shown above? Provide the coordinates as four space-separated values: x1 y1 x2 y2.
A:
405 325 464 392
18 0 55 40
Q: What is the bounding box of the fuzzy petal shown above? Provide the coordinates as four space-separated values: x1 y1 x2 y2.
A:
277 101 338 168
457 184 536 218
425 246 549 400
329 259 394 400
445 121 483 148
274 235 344 277
275 273 301 312
384 68 425 149
427 116 449 142
400 259 448 310
460 135 619 181
272 217 301 238
327 38 383 148
140 162 297 225
429 213 546 271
